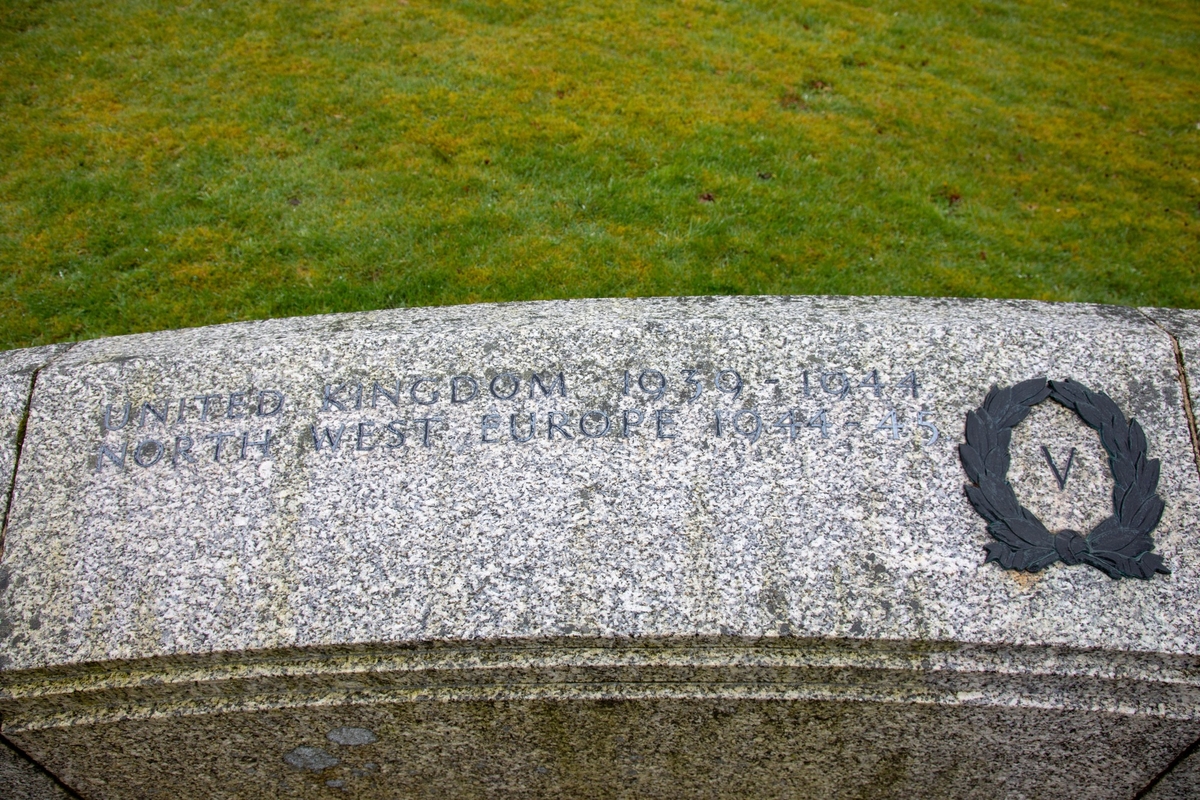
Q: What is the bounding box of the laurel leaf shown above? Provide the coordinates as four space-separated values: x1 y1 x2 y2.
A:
1111 551 1159 579
984 387 1012 417
1111 533 1154 557
1081 552 1126 580
1115 482 1136 525
1006 513 1053 548
1100 427 1124 460
1010 546 1057 571
1085 516 1126 551
1013 377 1049 406
998 405 1032 429
1075 401 1105 429
959 444 985 483
1091 391 1123 424
1111 453 1136 489
1141 551 1170 575
984 442 1009 476
1138 457 1161 499
1129 495 1165 533
987 521 1020 548
982 385 1000 411
1129 419 1147 454
1050 379 1083 408
981 475 1020 517
965 410 986 449
965 484 998 521
983 541 1015 567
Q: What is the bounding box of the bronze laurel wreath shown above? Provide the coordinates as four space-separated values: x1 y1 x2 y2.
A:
959 377 1169 580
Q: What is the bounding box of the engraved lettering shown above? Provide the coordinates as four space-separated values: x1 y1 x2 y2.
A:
133 439 164 468
547 411 573 440
173 435 197 465
772 409 800 439
226 392 248 420
682 369 702 402
241 430 273 459
621 409 644 438
103 402 131 431
481 414 502 443
859 370 883 397
580 410 611 438
410 377 440 405
875 410 900 440
490 373 520 401
654 409 677 439
898 370 920 399
732 410 761 443
385 420 407 448
256 390 284 417
451 375 480 404
355 421 377 451
138 400 168 428
1041 445 1075 489
204 431 237 461
806 409 831 438
96 442 127 470
820 372 849 400
311 424 347 452
916 410 939 447
530 372 567 399
372 380 402 409
321 384 348 412
194 394 223 421
639 370 667 401
413 417 443 447
510 413 536 443
716 369 743 400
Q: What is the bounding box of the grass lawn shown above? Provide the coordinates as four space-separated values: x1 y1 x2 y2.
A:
1 0 1198 349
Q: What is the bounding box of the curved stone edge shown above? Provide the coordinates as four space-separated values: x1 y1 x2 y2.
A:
3 636 1200 733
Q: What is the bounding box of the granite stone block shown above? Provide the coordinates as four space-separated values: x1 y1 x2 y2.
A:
0 345 70 553
0 344 75 798
0 737 73 800
1 296 1199 797
1144 744 1200 800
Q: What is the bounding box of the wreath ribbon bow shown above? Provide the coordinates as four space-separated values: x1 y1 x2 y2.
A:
960 377 1169 580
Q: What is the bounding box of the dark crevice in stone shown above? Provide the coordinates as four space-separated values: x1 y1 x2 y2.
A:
0 731 86 799
0 366 40 564
1140 311 1200 487
1133 730 1200 799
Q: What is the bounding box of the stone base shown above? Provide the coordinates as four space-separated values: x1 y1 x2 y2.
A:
4 639 1199 799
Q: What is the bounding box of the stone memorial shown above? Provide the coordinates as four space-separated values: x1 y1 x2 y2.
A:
0 295 1198 798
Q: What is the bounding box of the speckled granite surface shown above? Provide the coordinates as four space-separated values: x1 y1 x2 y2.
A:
0 346 69 555
0 736 72 799
1145 744 1200 800
1 296 1199 797
0 345 75 798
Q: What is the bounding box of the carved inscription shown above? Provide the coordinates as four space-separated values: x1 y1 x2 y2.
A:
92 368 939 473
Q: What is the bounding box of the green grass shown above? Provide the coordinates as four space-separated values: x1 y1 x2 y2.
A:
1 0 1198 348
